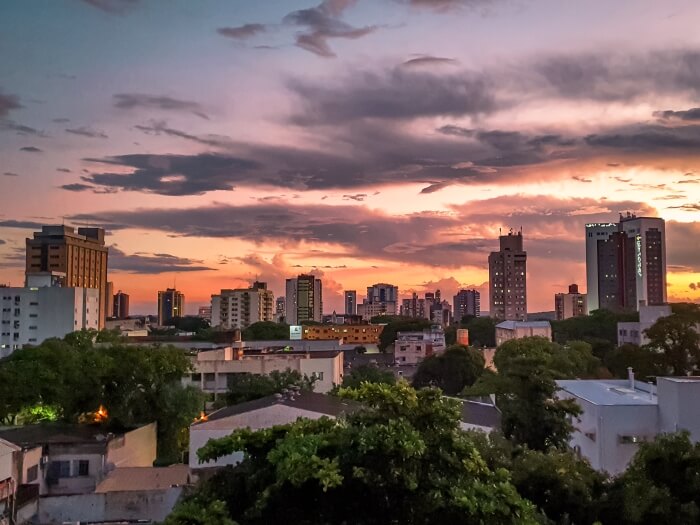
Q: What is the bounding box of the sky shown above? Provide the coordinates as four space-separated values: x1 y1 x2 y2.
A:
2 0 700 315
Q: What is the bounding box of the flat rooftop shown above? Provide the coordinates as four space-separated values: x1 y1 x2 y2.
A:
95 465 191 493
557 379 657 406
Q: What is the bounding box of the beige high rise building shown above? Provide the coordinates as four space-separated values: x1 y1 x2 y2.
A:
488 230 527 321
555 284 587 320
210 281 274 329
26 225 109 329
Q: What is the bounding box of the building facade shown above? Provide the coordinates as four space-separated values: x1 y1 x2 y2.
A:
394 327 446 365
285 275 322 324
453 289 480 320
198 305 212 322
0 274 100 356
488 230 527 321
618 304 673 346
495 320 551 346
585 214 666 313
210 282 274 330
358 283 398 320
275 297 286 322
554 284 587 320
157 288 184 326
105 281 114 319
302 324 384 345
344 291 357 316
25 225 108 329
113 291 130 320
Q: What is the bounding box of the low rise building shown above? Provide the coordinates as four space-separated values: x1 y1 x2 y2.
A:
1 438 20 525
185 347 344 395
302 324 383 345
189 392 360 471
557 374 700 474
554 284 587 320
495 320 551 346
394 326 446 365
617 304 672 346
0 273 100 356
0 423 157 497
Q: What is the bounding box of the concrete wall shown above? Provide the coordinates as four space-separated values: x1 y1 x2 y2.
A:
658 378 700 441
107 422 158 469
37 488 183 524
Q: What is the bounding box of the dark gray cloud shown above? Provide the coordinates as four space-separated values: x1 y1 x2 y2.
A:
0 120 48 137
401 55 459 67
80 0 139 14
399 0 496 9
56 168 72 173
585 124 700 150
61 183 95 192
0 240 5 245
3 172 19 177
217 23 266 39
65 126 108 139
113 93 208 119
0 91 21 117
283 0 375 58
654 108 700 121
289 68 496 124
52 118 70 123
19 146 42 153
134 120 232 148
0 220 45 229
109 247 215 274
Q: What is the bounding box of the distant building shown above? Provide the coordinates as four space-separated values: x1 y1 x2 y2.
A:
105 281 114 319
358 283 398 320
113 290 130 320
585 214 666 313
157 288 184 326
554 284 587 320
26 225 109 329
0 273 100 356
394 326 446 365
557 375 700 474
302 324 384 345
618 304 672 346
344 290 357 316
495 320 551 346
489 230 527 321
275 296 286 322
286 275 323 324
430 299 452 326
197 305 212 322
453 289 480 320
456 329 469 346
210 282 274 330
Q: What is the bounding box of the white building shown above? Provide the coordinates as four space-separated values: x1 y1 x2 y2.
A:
394 327 446 365
557 374 700 474
495 320 551 346
285 275 322 324
189 392 360 470
210 282 274 330
618 304 672 346
0 273 100 357
184 347 344 396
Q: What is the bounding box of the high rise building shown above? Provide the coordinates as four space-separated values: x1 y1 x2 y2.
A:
158 288 184 326
198 305 212 322
210 281 274 330
105 281 114 319
453 289 481 320
585 214 666 312
285 275 322 325
489 230 527 321
344 290 357 316
25 225 108 328
275 296 286 322
554 284 587 321
358 283 398 320
113 290 130 319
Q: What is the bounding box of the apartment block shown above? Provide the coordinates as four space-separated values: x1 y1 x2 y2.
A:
210 282 274 330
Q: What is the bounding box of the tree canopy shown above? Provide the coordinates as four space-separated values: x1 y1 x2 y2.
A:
412 344 485 395
551 309 638 359
377 318 433 352
241 321 290 341
644 303 700 376
340 364 395 389
225 370 316 405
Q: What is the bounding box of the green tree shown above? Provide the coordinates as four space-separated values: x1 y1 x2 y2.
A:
464 316 497 347
551 309 639 360
644 303 700 375
189 382 536 524
163 499 238 525
241 321 290 341
377 318 433 352
340 364 395 389
494 337 600 379
604 343 664 381
171 316 211 333
412 344 485 395
225 370 316 405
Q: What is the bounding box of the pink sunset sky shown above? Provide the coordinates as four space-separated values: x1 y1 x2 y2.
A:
2 0 700 314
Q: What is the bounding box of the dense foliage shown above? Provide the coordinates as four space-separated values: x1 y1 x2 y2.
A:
551 308 638 359
412 344 485 394
377 317 433 351
644 303 700 375
339 364 396 389
0 331 203 463
225 370 316 405
241 321 290 341
445 316 497 348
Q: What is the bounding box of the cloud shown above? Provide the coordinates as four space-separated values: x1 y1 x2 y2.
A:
401 55 459 68
0 240 5 245
668 203 700 212
399 0 496 10
283 0 375 58
0 220 46 229
61 183 96 192
108 247 215 274
80 0 139 14
342 193 368 201
585 124 700 150
113 93 208 119
65 126 108 139
217 23 266 39
0 91 22 117
3 172 19 177
19 146 42 153
654 108 700 121
56 168 72 173
134 120 232 148
0 120 48 137
52 118 70 123
572 176 592 183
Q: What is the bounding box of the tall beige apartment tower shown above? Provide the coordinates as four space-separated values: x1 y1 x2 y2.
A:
26 225 109 329
488 230 527 321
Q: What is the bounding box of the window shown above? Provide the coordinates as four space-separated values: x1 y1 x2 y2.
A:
27 464 38 483
619 435 645 444
49 460 71 478
75 459 89 476
191 373 202 382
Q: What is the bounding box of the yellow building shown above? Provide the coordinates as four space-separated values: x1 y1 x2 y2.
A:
302 324 383 345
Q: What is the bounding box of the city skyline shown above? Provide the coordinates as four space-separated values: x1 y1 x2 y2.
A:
2 0 700 314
